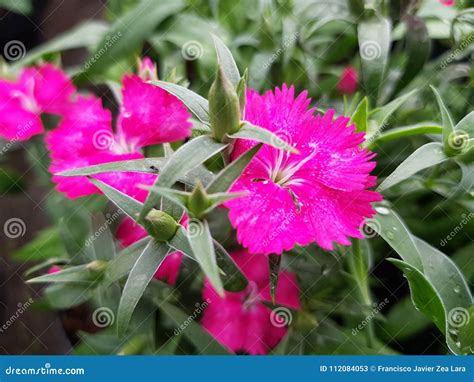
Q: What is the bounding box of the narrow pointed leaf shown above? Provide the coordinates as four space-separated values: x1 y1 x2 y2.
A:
90 178 142 220
58 158 166 176
90 213 117 261
213 240 248 292
187 220 224 296
358 15 391 104
139 136 227 221
167 226 195 260
158 301 230 354
82 0 184 76
104 237 151 287
455 111 474 136
431 86 455 149
212 34 240 87
143 186 190 211
228 123 298 153
27 264 100 284
350 97 369 133
150 81 210 124
207 143 262 193
369 123 442 147
377 142 448 192
371 89 418 130
117 239 170 336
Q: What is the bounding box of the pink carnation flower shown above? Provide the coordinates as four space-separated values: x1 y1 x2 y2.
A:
0 64 74 141
116 204 186 285
201 250 300 355
225 85 382 254
47 58 192 199
48 265 62 274
439 0 454 5
337 66 358 95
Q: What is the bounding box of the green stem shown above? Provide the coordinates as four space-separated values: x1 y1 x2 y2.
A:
348 239 376 349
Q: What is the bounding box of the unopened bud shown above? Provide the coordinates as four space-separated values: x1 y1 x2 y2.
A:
144 209 179 242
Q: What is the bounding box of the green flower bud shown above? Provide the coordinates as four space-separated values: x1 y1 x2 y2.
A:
187 181 211 218
208 66 241 142
445 130 470 157
86 260 108 273
144 209 179 242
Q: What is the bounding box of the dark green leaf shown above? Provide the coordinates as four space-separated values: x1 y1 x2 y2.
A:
268 254 281 304
27 264 101 284
213 240 248 292
350 97 369 133
431 86 455 150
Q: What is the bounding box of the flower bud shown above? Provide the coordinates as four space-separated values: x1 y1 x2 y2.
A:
187 181 211 218
144 209 179 242
86 260 108 273
208 66 241 142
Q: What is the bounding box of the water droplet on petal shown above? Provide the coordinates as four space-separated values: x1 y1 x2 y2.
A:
375 206 390 215
123 111 132 118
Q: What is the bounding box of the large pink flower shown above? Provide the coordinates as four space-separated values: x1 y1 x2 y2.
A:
225 85 382 254
0 64 74 141
47 60 192 199
201 250 300 355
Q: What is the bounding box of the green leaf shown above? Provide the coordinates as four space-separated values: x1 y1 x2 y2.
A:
369 122 442 147
213 240 248 292
44 284 92 310
23 258 68 277
12 227 64 262
455 111 474 137
158 301 230 354
350 97 369 133
58 158 166 177
167 226 195 260
187 219 224 296
83 0 184 76
150 81 210 124
377 142 448 192
12 21 108 68
139 136 227 221
59 157 213 187
370 89 418 133
391 16 430 98
104 237 151 287
228 123 298 153
367 206 423 270
143 186 189 211
89 178 142 220
388 259 445 333
117 239 170 336
212 34 240 87
431 86 455 151
27 264 101 284
358 15 391 105
207 143 262 193
0 0 32 15
89 213 117 261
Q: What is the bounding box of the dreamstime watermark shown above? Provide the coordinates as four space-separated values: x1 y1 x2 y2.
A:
5 364 85 376
3 40 26 61
448 307 470 329
270 307 293 328
84 210 123 247
92 307 115 328
352 298 389 336
187 218 205 239
92 129 114 150
84 31 122 70
360 41 381 61
1 120 35 155
263 32 299 69
440 212 474 247
181 40 204 61
3 218 26 239
262 210 298 248
440 34 474 69
173 298 211 336
0 298 33 334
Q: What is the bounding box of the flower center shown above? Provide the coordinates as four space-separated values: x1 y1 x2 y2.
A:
11 77 40 114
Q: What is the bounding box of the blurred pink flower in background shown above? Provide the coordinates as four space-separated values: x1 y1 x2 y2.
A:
201 250 300 355
225 85 381 254
0 64 75 141
47 57 192 199
337 66 358 95
439 0 454 6
47 265 62 274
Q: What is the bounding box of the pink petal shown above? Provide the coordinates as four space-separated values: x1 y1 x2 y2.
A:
20 64 75 114
337 66 358 95
154 252 183 285
118 74 192 149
